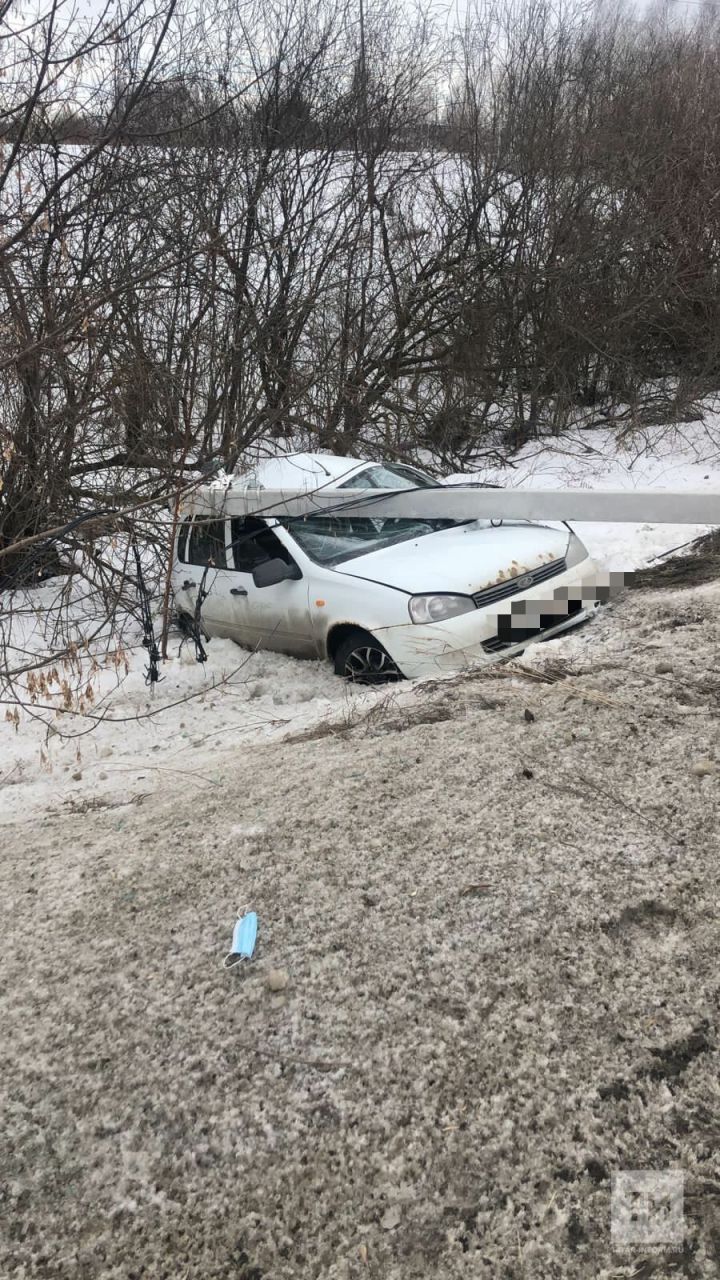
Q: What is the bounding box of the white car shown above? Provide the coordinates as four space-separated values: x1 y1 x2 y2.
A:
172 453 600 681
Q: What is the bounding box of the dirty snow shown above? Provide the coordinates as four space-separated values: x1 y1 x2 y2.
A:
2 578 720 1277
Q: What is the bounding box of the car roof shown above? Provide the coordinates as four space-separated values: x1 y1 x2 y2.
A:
233 452 371 489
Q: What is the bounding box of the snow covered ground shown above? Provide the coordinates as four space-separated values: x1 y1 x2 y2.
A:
3 572 720 1278
1 419 719 825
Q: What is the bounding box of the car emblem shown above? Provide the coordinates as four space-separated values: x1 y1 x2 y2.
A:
515 573 534 590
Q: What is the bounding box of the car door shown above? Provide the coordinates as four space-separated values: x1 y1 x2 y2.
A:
228 517 316 656
177 516 241 638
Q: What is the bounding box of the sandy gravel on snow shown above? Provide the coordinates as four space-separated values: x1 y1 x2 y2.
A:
2 585 720 1279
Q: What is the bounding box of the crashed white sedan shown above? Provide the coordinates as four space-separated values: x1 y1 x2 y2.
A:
173 453 599 681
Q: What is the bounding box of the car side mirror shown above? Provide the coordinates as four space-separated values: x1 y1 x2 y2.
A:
252 558 302 588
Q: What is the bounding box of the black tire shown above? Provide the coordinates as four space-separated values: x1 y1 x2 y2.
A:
332 628 404 684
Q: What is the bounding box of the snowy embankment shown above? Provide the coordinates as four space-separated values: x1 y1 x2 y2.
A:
3 565 720 1277
1 420 718 825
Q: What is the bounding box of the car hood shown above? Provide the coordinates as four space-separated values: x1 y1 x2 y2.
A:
334 521 570 594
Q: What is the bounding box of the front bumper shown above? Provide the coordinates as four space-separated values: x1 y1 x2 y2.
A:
374 558 603 680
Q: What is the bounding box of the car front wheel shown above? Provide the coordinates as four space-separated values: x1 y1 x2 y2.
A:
333 628 404 684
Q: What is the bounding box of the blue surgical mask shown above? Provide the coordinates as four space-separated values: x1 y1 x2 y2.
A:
224 911 258 966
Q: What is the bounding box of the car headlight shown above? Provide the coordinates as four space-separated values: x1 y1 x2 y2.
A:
566 529 589 569
408 594 476 624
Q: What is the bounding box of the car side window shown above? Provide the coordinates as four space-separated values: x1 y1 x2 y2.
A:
231 518 292 571
339 464 436 490
187 519 227 568
339 470 377 489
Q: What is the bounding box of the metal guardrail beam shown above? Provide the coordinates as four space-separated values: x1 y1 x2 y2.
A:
191 485 720 524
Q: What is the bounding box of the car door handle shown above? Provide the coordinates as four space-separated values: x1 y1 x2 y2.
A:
230 587 248 597
182 579 196 591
